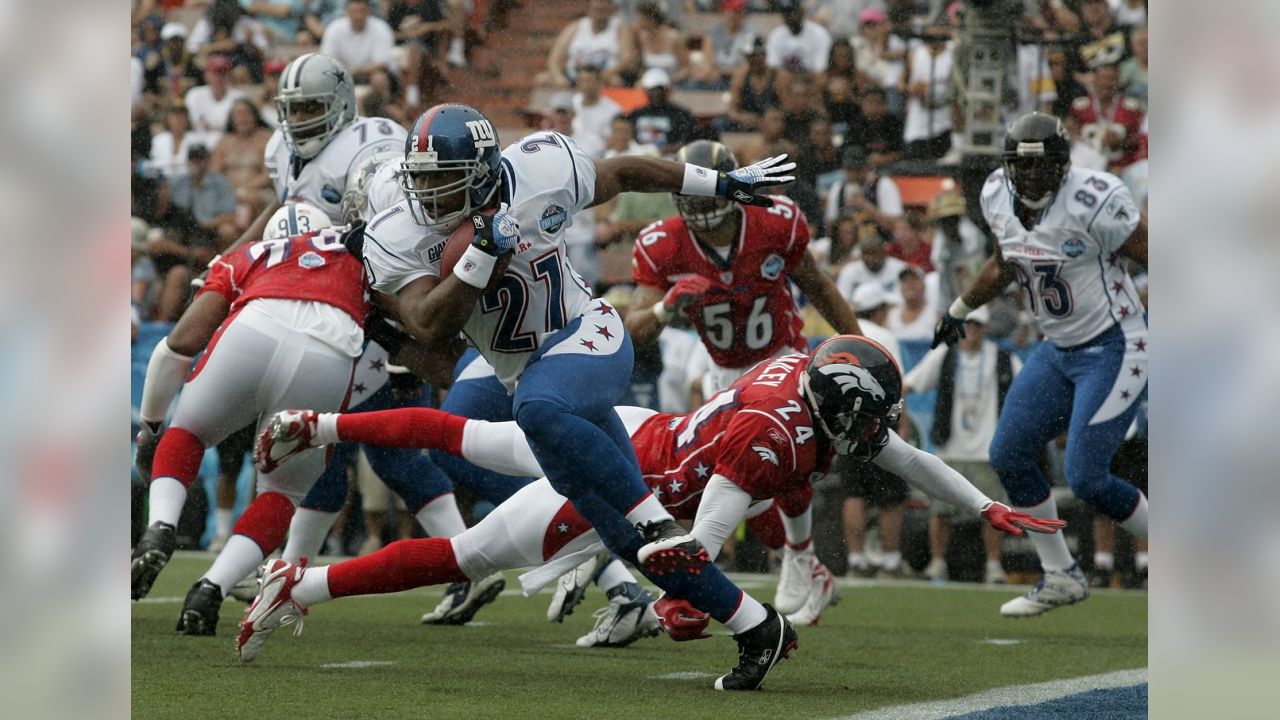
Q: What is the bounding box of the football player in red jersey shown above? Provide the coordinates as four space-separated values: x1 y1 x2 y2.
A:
625 140 862 619
240 336 1064 686
131 203 456 633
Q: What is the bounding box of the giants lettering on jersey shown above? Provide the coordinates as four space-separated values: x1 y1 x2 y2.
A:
198 228 369 325
630 352 827 518
632 199 810 369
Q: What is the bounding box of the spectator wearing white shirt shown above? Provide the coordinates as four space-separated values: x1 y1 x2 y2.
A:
823 145 903 237
321 0 399 85
850 7 906 113
836 231 907 304
148 103 203 179
903 27 955 160
904 306 1020 585
766 0 832 75
695 0 755 88
183 55 246 145
888 265 937 343
571 65 622 156
809 0 883 42
186 0 271 80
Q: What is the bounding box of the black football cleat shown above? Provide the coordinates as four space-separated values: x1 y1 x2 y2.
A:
175 579 224 636
131 521 176 600
420 572 505 625
636 519 711 576
715 604 798 691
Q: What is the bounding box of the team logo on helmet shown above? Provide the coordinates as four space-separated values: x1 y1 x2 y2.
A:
817 363 887 401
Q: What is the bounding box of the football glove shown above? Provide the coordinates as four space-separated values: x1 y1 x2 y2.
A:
930 312 966 349
340 221 367 262
716 154 797 208
662 275 719 316
980 502 1068 536
135 420 163 481
654 595 711 641
470 204 520 256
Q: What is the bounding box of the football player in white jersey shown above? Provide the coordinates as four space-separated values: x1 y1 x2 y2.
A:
336 102 803 679
933 112 1149 617
266 53 407 224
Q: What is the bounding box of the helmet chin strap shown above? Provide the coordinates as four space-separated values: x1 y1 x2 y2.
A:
1019 192 1054 210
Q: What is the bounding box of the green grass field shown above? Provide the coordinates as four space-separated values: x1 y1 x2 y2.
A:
132 553 1147 719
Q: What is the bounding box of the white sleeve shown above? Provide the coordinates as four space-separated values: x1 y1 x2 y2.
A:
810 27 832 73
823 179 840 226
904 345 946 393
872 433 990 514
877 176 903 217
374 22 397 68
553 132 599 213
363 221 436 295
139 338 195 426
765 29 784 69
692 474 754 561
458 419 544 478
187 19 210 54
1091 182 1141 254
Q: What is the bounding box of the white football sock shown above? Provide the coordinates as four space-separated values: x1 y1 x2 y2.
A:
148 476 188 527
215 508 233 538
880 551 902 571
282 509 339 564
625 494 673 527
594 558 636 593
1018 495 1075 572
723 593 768 635
1135 552 1149 572
1120 492 1148 539
1093 551 1115 571
460 419 542 477
780 505 812 549
202 534 264 596
416 493 467 538
291 565 332 608
847 552 868 568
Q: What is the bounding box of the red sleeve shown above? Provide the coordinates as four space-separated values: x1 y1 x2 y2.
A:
783 202 811 273
195 255 241 303
712 410 797 499
631 232 668 289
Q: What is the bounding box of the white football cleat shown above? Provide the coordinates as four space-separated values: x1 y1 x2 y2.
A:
420 571 505 625
786 559 840 626
547 550 609 623
1000 563 1089 618
575 582 660 648
236 559 308 663
254 410 322 473
774 544 814 615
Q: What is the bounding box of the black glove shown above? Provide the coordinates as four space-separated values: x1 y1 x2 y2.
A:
364 309 409 357
931 312 966 349
341 220 367 262
388 370 424 402
135 421 162 481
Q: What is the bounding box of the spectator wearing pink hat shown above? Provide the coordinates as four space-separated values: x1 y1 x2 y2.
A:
183 55 246 145
809 1 884 42
851 6 906 114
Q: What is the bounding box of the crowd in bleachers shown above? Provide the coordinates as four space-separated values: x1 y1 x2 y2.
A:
131 0 1149 586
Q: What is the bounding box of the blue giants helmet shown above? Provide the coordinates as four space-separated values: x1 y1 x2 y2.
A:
400 104 503 229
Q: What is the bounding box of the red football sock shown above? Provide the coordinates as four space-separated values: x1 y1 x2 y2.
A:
746 506 786 551
336 407 466 455
231 491 296 555
327 537 467 598
150 427 205 487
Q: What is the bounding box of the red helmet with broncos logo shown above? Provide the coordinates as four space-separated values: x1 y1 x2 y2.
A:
799 335 904 458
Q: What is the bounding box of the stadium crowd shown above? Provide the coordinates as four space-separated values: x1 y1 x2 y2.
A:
132 0 1149 589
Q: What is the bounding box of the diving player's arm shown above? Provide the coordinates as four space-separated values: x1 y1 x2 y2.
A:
691 475 754 560
789 251 862 336
395 274 486 348
624 284 668 345
590 154 795 209
1116 215 1147 267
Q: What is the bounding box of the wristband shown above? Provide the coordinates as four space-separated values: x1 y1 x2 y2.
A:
453 245 497 290
948 297 974 320
680 163 720 197
651 301 672 324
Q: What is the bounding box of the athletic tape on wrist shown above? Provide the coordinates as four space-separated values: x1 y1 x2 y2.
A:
681 163 720 197
651 301 672 323
453 245 497 289
948 297 974 320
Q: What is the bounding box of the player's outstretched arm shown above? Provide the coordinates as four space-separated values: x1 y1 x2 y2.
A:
624 284 668 346
590 154 795 209
789 252 862 336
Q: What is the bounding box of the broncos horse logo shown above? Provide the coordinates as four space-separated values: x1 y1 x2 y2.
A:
817 363 886 401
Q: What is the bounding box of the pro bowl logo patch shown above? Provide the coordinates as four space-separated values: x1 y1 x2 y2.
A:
760 253 785 281
298 251 326 269
1061 237 1086 258
539 204 568 234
